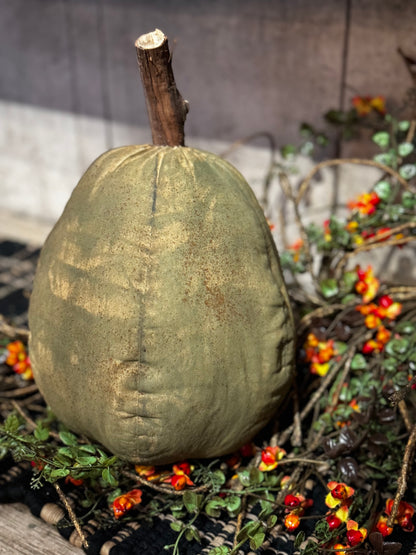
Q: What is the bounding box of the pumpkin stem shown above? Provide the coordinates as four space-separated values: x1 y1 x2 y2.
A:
135 29 188 147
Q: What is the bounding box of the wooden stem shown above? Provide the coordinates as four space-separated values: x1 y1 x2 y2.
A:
135 29 188 146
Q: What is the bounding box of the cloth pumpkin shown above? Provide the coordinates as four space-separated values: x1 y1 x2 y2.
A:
28 145 295 464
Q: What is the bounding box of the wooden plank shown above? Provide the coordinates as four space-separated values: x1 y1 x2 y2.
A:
0 503 82 554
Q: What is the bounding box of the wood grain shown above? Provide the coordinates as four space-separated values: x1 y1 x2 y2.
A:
135 29 188 146
0 503 82 554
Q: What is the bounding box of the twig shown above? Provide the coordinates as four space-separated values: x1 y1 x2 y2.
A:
0 384 39 398
276 332 371 446
135 29 188 146
9 400 65 442
327 347 356 410
54 482 89 549
405 120 416 144
291 381 302 447
278 171 323 304
219 131 277 210
121 470 209 496
388 375 416 407
362 221 416 245
0 316 29 340
384 285 416 301
334 235 416 280
398 401 413 434
296 158 410 205
387 423 416 527
11 400 37 431
232 495 247 550
299 303 352 335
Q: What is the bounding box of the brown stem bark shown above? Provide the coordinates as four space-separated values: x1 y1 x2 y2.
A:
135 29 188 146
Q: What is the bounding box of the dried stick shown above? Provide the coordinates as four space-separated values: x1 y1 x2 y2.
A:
387 423 416 527
121 470 209 496
328 347 356 411
0 384 39 398
0 316 29 340
135 29 188 146
54 482 89 549
334 235 416 280
276 332 371 446
405 120 416 144
299 303 352 335
232 495 247 550
398 401 413 434
296 158 410 205
388 375 416 407
11 400 37 431
278 172 323 304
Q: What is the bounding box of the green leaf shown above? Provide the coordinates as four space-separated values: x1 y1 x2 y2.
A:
402 191 416 208
341 270 358 292
281 144 297 159
259 490 275 515
300 122 314 137
382 358 397 372
211 469 226 487
374 152 393 166
249 466 264 485
316 133 329 146
78 444 97 454
300 540 319 555
106 488 122 504
372 131 390 148
49 468 70 480
55 447 74 465
237 520 261 542
76 456 97 466
398 142 414 157
399 164 416 180
351 353 367 370
59 431 79 447
185 527 200 542
320 278 339 299
398 120 410 131
300 141 314 156
225 495 241 515
170 521 183 532
205 498 225 518
314 519 331 540
342 293 357 304
385 204 405 221
102 467 118 487
295 530 306 548
250 531 266 550
4 414 21 434
374 180 392 201
183 491 202 513
324 109 349 125
396 321 415 334
267 514 278 528
334 341 348 355
385 337 410 357
33 425 49 442
208 547 230 555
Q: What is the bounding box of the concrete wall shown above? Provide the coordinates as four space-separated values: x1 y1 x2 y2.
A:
0 0 415 229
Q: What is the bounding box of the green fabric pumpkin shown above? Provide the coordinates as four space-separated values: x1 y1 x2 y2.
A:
28 145 295 464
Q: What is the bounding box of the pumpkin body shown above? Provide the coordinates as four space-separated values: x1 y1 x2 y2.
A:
29 145 295 464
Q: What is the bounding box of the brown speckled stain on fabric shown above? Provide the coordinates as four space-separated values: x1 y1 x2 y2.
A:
29 145 295 464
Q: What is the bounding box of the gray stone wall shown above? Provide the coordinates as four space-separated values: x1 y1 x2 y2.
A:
0 0 415 233
1 0 414 147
